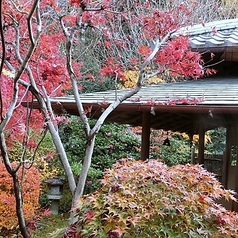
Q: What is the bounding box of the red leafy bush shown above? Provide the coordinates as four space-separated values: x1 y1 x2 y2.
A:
73 159 238 237
0 163 40 232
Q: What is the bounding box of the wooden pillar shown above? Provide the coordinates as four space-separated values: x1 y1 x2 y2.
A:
140 112 151 161
222 127 231 188
198 126 205 164
233 126 238 212
189 134 195 164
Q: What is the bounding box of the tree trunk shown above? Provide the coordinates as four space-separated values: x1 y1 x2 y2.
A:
69 135 96 225
12 173 30 238
47 121 76 195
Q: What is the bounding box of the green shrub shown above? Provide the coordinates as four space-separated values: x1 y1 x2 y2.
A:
58 117 140 193
157 136 191 166
72 158 238 237
59 166 103 213
54 118 140 212
205 127 226 155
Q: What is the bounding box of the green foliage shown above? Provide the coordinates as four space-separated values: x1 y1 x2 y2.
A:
58 117 140 192
79 77 117 94
156 136 191 166
205 127 226 154
73 159 238 238
0 163 40 233
56 118 140 212
59 165 104 213
204 127 237 166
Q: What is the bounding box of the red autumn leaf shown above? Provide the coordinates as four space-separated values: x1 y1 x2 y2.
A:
104 41 111 48
70 0 80 6
84 211 95 220
138 45 151 56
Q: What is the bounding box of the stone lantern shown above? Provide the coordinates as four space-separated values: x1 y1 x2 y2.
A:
47 177 64 215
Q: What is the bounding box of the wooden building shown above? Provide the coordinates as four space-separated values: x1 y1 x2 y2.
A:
24 18 238 210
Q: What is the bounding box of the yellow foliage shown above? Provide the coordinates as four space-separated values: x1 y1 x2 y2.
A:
120 70 164 88
8 137 60 198
173 132 211 145
2 68 14 78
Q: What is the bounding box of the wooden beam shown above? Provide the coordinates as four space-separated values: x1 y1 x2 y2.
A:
222 127 231 188
198 125 205 164
140 112 151 161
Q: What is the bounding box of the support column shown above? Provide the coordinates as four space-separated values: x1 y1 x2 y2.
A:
222 127 231 188
140 112 151 161
198 126 205 164
233 125 238 212
189 134 195 164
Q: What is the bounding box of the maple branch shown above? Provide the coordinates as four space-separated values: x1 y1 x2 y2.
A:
90 29 175 137
14 2 41 88
0 0 42 178
84 6 105 11
205 59 225 68
23 128 48 169
59 16 70 38
0 0 5 120
0 133 14 174
143 70 165 81
138 30 176 86
9 0 29 15
41 86 57 126
18 79 77 194
0 73 19 132
60 15 91 136
20 103 31 165
0 79 20 174
27 0 40 45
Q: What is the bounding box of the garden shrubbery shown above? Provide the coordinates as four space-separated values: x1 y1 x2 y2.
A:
71 158 238 237
55 118 141 212
58 118 140 193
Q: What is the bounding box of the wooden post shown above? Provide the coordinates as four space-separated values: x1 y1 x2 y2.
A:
222 127 231 188
191 146 195 164
233 125 238 211
198 126 205 164
140 112 151 161
189 134 195 164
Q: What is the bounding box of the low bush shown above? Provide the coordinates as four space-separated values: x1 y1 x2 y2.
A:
71 158 238 237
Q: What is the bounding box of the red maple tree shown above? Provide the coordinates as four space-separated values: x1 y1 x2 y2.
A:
0 0 224 236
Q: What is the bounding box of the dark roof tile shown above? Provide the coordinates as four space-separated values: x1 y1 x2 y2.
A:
175 18 238 53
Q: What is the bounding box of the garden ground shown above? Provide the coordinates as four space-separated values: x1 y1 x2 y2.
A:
31 214 68 238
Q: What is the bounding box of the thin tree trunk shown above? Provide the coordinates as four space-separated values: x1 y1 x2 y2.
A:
47 121 76 195
0 133 29 237
69 135 96 225
12 173 30 238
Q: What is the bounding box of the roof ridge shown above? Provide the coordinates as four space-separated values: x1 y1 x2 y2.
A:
175 18 238 37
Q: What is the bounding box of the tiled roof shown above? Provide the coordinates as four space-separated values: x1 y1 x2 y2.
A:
176 18 238 60
50 77 238 106
45 76 238 134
